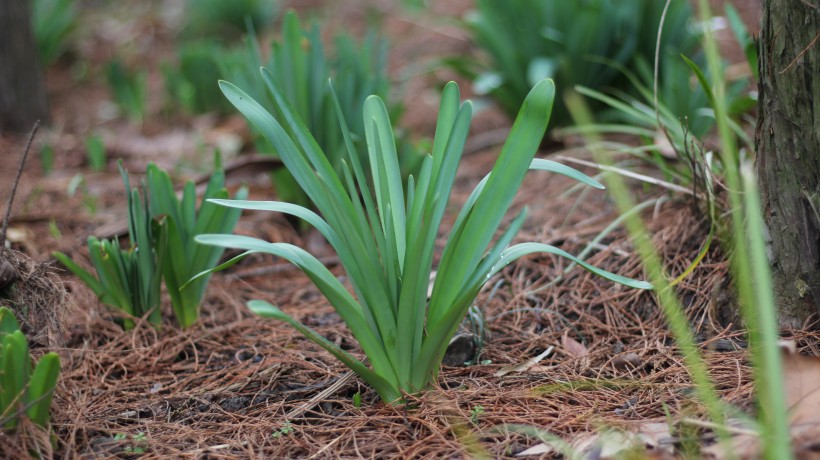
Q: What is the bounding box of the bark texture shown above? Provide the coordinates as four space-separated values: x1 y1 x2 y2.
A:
756 0 820 327
0 1 48 132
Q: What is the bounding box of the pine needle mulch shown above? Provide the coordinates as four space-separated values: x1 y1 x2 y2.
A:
5 161 814 459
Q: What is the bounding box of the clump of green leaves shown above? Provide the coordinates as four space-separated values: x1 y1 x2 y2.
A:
55 159 245 329
113 431 148 454
85 134 106 171
454 0 701 128
180 0 277 42
162 41 242 115
106 60 146 122
164 10 418 206
147 160 247 328
55 163 165 329
0 307 61 430
196 73 651 403
32 0 79 65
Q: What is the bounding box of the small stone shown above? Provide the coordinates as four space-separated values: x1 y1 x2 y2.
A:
0 257 18 290
443 333 477 366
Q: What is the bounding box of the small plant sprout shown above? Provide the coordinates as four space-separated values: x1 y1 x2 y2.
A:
197 73 651 403
55 158 245 329
469 405 485 425
0 307 61 430
272 421 294 438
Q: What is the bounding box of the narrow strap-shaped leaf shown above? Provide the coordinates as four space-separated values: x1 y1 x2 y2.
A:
0 307 19 336
25 352 60 427
431 80 554 324
52 252 106 298
1 331 29 429
364 96 406 269
491 242 653 290
530 159 604 189
207 198 340 249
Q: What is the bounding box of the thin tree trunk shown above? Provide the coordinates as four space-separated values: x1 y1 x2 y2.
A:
756 0 820 327
0 1 49 132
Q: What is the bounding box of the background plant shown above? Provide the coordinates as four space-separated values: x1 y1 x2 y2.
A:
553 1 790 455
179 0 277 43
564 3 757 220
31 0 79 66
196 73 651 403
163 10 419 205
453 0 702 129
105 59 146 122
0 307 60 430
55 163 165 330
55 159 244 329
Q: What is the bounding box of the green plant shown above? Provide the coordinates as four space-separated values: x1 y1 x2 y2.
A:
181 0 277 42
55 160 244 329
469 405 485 424
55 163 165 329
165 10 419 194
0 307 61 430
558 1 790 456
162 41 241 114
146 159 247 328
195 74 651 403
113 431 147 454
32 0 78 65
39 143 55 175
271 420 293 438
565 5 755 213
106 59 146 122
86 134 106 171
454 0 701 128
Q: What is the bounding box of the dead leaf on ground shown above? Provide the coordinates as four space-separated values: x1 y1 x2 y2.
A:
562 332 588 358
495 347 554 377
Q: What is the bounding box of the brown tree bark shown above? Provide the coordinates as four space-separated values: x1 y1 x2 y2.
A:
756 0 820 327
0 1 49 132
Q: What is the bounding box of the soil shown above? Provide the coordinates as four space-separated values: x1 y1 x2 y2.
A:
2 0 814 458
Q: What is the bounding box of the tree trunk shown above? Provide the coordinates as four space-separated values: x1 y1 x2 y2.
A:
756 0 820 328
0 1 49 132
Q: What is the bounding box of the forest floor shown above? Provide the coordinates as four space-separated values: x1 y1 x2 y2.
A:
3 0 818 458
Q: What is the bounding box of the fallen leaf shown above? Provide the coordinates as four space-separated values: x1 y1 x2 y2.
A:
562 332 588 358
636 422 674 454
495 347 554 377
515 442 555 457
613 352 642 370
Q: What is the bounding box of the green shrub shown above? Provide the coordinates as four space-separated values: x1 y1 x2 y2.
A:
195 74 651 403
54 160 245 329
0 307 60 430
454 0 701 128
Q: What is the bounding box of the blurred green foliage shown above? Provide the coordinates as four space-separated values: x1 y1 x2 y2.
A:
31 0 78 65
453 0 709 129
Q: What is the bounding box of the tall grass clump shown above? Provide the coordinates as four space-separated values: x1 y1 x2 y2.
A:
194 71 651 403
